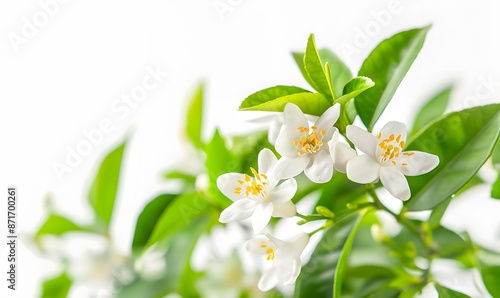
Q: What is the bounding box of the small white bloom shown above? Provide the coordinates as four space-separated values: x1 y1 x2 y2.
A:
274 103 340 183
245 233 309 291
345 121 439 201
329 129 357 173
217 148 298 233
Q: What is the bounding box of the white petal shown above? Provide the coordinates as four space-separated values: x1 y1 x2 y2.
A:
283 103 308 128
252 203 274 233
346 155 381 184
245 236 276 255
268 118 283 145
331 142 357 173
379 121 407 145
397 151 439 176
270 178 297 204
346 125 377 158
272 201 296 217
258 148 278 176
216 173 246 202
274 156 310 180
219 199 257 223
304 150 334 183
275 124 301 157
314 103 340 132
379 166 411 201
322 126 337 145
275 258 302 286
258 267 278 292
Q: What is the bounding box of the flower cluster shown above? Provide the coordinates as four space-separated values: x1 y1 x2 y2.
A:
216 103 439 291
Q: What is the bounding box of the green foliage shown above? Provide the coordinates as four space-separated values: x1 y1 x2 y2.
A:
239 85 311 109
335 76 375 105
295 213 365 298
304 34 335 100
40 272 72 298
411 85 452 136
356 27 430 131
434 284 470 298
317 49 353 98
35 214 89 240
480 265 500 297
405 104 500 211
131 194 177 253
492 172 500 199
88 141 127 228
185 83 204 149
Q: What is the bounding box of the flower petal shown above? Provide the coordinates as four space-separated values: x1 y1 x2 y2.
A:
346 125 377 158
270 178 297 204
275 125 301 157
216 173 246 202
314 103 340 132
268 118 284 145
258 267 278 292
272 201 296 217
245 236 276 255
219 199 257 223
252 202 274 233
283 103 308 128
346 155 380 184
379 121 408 144
379 166 411 201
274 156 310 180
331 142 357 173
304 149 334 183
275 258 302 286
397 151 439 176
258 148 278 176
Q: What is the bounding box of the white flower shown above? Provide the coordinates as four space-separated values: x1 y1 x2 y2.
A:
329 129 357 173
245 233 309 291
217 148 298 233
274 103 340 183
345 121 439 201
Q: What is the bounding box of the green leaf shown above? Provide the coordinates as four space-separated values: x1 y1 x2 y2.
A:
239 85 310 109
429 175 484 228
434 284 470 298
318 49 353 98
295 213 365 298
304 34 334 100
292 52 319 91
131 194 177 253
231 131 276 172
35 214 88 240
163 171 196 184
405 104 500 211
411 85 452 136
356 26 431 131
146 193 211 248
239 92 332 117
432 226 469 259
205 130 238 208
88 141 126 228
40 272 72 298
185 84 204 149
315 173 367 214
335 76 375 105
492 140 500 165
480 265 500 297
492 172 500 199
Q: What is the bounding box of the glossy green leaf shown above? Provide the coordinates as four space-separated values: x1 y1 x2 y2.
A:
292 52 319 91
434 284 470 298
481 265 500 297
428 175 484 228
405 104 500 211
304 34 334 100
335 76 375 105
411 85 452 136
239 92 332 117
432 226 469 259
239 85 310 110
131 194 177 253
163 171 196 184
205 130 238 208
146 193 210 248
492 172 500 199
492 141 500 165
295 213 365 298
185 84 204 149
318 49 353 98
88 141 126 227
35 214 88 240
356 27 430 131
40 272 72 298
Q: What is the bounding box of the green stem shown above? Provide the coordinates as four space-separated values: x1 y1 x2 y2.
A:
308 226 325 237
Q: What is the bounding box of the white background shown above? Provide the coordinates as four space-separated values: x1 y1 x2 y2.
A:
1 0 499 297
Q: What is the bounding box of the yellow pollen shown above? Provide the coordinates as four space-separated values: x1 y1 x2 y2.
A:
320 129 325 136
403 152 414 156
400 141 405 148
377 133 382 139
402 163 408 166
311 125 317 130
244 174 250 182
237 179 244 185
266 248 275 261
378 134 405 165
392 160 397 166
293 124 326 156
235 168 269 198
396 135 401 143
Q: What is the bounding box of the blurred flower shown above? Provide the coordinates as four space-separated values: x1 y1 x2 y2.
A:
245 233 309 291
274 103 340 183
134 245 167 280
217 148 297 233
345 122 439 200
